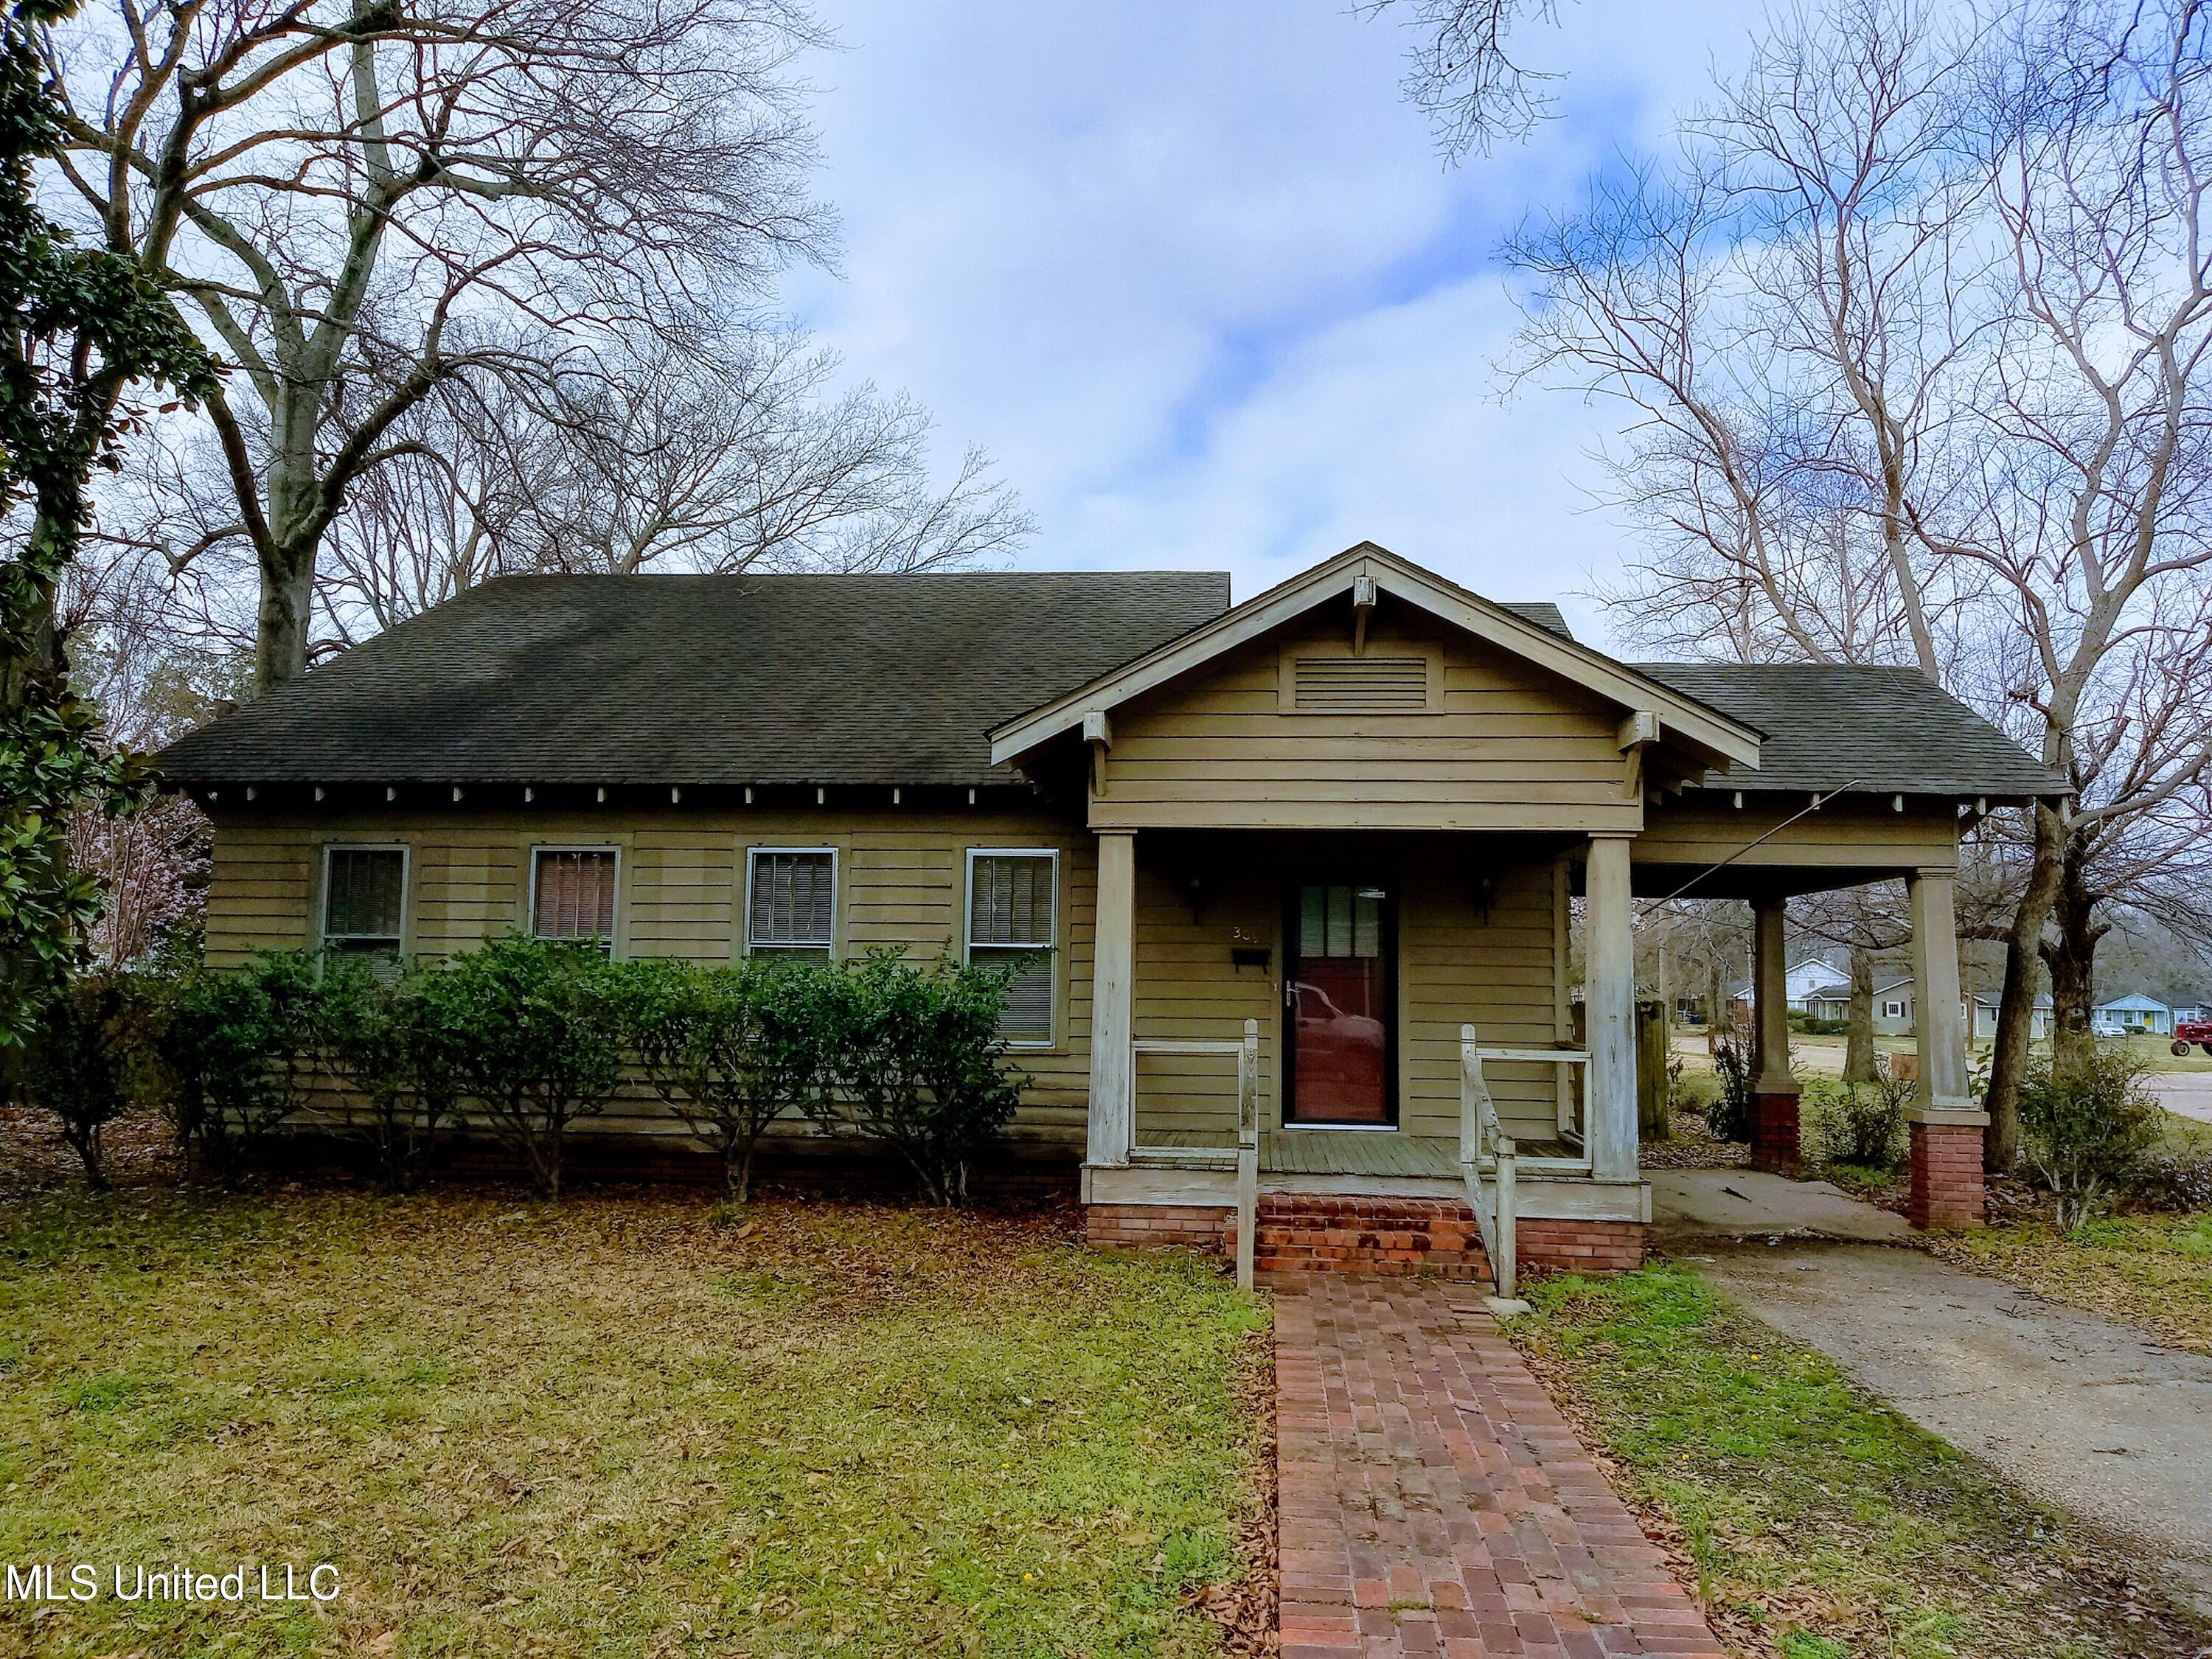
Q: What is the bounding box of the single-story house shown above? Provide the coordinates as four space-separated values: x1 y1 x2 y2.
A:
1801 980 1854 1023
2095 993 2172 1034
156 542 2066 1262
1868 981 2042 1043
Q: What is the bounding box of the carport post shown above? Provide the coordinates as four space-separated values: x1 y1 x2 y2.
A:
1906 867 1986 1228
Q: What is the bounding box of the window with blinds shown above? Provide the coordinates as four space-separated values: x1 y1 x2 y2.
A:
967 851 1057 1044
533 848 619 951
748 849 836 959
1290 654 1431 713
323 846 406 956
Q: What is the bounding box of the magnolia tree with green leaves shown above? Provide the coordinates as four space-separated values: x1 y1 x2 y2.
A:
0 0 212 1044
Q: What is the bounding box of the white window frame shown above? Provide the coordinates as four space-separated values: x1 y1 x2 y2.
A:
964 846 1060 1048
744 846 840 959
319 842 411 955
529 844 624 954
1883 998 1905 1019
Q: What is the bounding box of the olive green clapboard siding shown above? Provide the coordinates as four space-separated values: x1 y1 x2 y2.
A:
1635 801 1959 875
201 807 1099 1141
1091 616 1641 833
1124 837 1570 1149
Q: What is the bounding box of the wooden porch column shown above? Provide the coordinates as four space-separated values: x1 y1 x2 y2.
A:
1750 894 1801 1173
1907 867 1986 1227
1086 830 1136 1170
1584 833 1638 1183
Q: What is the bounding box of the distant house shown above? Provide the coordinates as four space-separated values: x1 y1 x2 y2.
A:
1731 956 1850 1018
1802 983 1853 1023
2095 993 2172 1034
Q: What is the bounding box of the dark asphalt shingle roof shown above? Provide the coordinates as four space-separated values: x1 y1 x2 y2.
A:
154 573 2061 801
1633 662 2065 799
157 571 1231 788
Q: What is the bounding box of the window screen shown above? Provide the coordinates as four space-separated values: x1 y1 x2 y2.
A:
1297 883 1384 959
748 850 835 958
324 848 406 954
534 849 619 949
969 852 1057 1043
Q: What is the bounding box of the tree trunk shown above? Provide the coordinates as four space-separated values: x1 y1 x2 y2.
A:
1983 799 2065 1172
1706 954 1728 1056
1844 946 1877 1083
2046 837 2102 1078
727 1141 754 1205
254 538 320 694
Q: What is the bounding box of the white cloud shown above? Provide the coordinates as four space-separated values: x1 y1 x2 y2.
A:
789 0 1781 648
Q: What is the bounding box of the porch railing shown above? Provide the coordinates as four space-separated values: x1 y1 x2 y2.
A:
1460 1028 1590 1304
1132 1020 1261 1291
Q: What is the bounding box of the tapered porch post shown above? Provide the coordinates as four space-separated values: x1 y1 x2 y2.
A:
1750 895 1802 1173
1584 833 1638 1183
1087 830 1136 1170
1907 866 1984 1227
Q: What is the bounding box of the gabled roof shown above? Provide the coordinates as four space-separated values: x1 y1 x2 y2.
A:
156 571 1231 789
2096 992 2172 1013
990 543 1765 771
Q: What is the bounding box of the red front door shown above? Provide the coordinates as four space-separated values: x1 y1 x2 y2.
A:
1286 881 1394 1126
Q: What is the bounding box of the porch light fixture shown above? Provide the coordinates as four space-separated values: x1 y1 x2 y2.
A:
453 786 465 803
386 787 397 803
314 785 325 801
246 786 257 801
744 786 754 804
1732 791 1743 809
892 787 902 805
670 787 681 804
1893 794 1905 812
524 787 534 803
816 787 827 806
596 787 607 803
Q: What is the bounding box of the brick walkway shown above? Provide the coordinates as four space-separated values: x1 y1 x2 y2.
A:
1276 1278 1728 1659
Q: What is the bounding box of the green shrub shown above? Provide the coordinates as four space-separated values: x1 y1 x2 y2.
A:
13 973 154 1186
2017 1051 2166 1227
1706 1026 1754 1142
416 934 625 1199
616 956 837 1203
1789 1013 1848 1036
318 956 465 1192
1812 1074 1910 1169
812 950 1027 1206
147 952 327 1183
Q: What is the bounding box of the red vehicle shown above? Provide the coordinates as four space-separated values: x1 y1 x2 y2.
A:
2172 1018 2212 1057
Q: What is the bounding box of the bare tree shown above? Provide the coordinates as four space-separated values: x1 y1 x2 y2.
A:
1359 0 1571 158
1501 0 2212 1166
38 0 835 692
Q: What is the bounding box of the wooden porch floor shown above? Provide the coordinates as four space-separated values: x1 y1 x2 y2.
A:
1132 1129 1585 1178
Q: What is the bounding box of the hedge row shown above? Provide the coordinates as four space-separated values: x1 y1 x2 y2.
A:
15 936 1032 1203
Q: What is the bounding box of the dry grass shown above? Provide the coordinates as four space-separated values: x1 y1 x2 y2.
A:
0 1180 1268 1658
1927 1213 2212 1357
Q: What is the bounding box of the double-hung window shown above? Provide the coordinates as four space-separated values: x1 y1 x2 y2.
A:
747 848 837 959
966 849 1057 1045
322 846 408 959
532 846 620 953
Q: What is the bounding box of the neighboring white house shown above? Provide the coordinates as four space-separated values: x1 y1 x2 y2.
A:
2094 993 2173 1034
1732 957 1851 1017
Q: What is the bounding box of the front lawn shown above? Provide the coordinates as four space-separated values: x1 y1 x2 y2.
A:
1504 1265 2211 1659
0 1188 1267 1658
1927 1212 2212 1357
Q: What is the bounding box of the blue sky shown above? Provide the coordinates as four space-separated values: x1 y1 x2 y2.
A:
785 1 1773 645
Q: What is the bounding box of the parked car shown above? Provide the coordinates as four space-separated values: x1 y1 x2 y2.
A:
2172 1017 2212 1056
2090 1015 2131 1040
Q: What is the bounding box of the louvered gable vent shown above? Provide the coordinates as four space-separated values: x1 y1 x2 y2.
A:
1290 654 1430 714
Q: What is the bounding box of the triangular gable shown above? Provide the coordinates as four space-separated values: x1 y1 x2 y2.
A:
989 542 1763 772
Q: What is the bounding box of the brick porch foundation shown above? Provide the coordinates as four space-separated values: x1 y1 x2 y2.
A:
1907 1114 1988 1229
1087 1194 1649 1277
1750 1087 1801 1175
